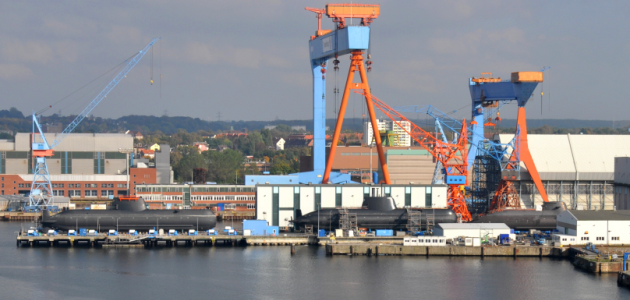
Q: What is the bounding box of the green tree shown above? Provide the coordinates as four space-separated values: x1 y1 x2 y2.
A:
172 146 207 182
206 149 244 184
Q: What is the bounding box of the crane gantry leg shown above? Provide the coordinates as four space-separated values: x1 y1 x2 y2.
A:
323 50 391 184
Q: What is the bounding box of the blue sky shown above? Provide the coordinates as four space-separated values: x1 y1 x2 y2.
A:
0 0 628 122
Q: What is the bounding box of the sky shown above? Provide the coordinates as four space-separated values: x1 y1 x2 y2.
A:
1 0 629 122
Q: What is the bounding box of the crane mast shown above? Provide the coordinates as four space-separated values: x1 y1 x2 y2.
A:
28 38 160 209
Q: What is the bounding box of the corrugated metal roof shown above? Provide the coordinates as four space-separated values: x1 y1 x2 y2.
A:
437 223 510 229
569 135 630 173
569 210 630 221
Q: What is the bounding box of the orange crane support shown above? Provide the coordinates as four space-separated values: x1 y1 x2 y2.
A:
323 51 391 184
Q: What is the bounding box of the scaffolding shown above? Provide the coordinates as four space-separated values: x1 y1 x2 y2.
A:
470 155 501 214
406 208 421 232
339 208 358 236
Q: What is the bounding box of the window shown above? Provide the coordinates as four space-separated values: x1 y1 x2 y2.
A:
581 237 590 241
117 184 126 188
1 184 3 188
1 177 3 181
91 190 98 196
562 238 567 241
84 184 90 188
91 184 97 188
612 237 620 241
101 184 107 188
52 184 57 188
18 184 24 188
596 237 605 241
108 184 114 188
68 184 74 188
101 190 108 196
58 184 64 188
108 190 114 196
58 190 64 196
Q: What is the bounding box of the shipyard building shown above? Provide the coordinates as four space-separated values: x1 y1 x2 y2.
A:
0 133 171 198
255 184 447 228
479 134 630 211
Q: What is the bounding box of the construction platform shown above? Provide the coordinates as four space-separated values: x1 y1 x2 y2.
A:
3 212 40 221
325 244 571 257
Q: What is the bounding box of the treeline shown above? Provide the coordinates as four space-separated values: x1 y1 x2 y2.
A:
142 129 310 183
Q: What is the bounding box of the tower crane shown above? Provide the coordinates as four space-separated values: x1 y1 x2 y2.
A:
28 38 160 209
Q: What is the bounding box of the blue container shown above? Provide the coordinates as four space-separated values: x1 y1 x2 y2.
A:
372 172 379 184
243 220 268 236
318 229 326 237
216 203 225 211
375 229 393 237
79 228 87 236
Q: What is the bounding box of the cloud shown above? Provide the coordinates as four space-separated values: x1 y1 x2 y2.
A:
429 28 527 55
178 41 290 69
1 39 54 64
0 64 34 79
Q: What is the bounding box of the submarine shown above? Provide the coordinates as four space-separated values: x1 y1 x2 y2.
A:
292 196 458 231
42 196 216 232
471 201 566 231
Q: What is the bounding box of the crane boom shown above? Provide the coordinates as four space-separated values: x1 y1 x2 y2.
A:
356 91 473 222
49 38 160 149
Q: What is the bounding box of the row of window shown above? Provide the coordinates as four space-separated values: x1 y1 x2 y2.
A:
191 195 255 201
67 190 117 197
136 186 255 193
581 237 590 241
17 183 31 188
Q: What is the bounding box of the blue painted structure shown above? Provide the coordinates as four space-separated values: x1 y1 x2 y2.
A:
624 253 630 271
295 26 371 184
467 79 539 172
243 220 280 236
375 229 393 237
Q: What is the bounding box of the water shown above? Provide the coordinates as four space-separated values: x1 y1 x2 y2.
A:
1 222 628 300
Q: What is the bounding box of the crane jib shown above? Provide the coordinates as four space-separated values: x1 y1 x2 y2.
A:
29 38 160 208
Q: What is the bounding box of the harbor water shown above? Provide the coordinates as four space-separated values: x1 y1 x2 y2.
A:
0 222 629 300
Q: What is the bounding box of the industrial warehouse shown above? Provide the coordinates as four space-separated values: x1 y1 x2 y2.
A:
3 2 630 297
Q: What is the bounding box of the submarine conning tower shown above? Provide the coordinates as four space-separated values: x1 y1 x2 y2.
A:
113 196 146 211
361 197 397 211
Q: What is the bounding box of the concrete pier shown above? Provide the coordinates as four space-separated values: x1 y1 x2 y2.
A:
325 244 569 257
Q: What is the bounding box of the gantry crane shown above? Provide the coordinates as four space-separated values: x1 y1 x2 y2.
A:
468 71 549 212
28 38 160 209
301 3 386 184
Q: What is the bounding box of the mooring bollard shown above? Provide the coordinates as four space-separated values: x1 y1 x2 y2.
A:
291 244 295 255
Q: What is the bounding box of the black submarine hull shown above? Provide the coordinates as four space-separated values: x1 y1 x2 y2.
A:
293 208 458 231
471 202 566 231
42 197 216 232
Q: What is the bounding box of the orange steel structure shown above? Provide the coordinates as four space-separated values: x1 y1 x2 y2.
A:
323 50 391 184
325 4 380 28
490 106 549 210
358 92 473 222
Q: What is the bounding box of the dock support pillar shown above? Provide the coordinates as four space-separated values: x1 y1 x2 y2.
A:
291 244 295 255
375 246 379 256
29 241 33 247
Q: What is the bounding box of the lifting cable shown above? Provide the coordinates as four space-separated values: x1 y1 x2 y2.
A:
150 45 154 85
37 53 137 116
